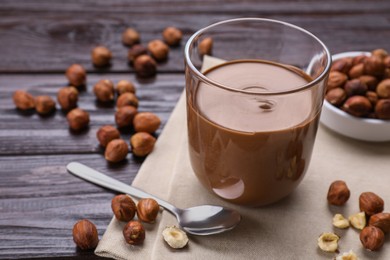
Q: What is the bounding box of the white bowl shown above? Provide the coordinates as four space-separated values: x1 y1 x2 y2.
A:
320 51 390 142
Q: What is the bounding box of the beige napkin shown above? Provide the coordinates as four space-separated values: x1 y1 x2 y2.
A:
96 58 390 260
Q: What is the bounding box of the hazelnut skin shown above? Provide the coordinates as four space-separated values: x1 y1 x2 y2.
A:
66 64 87 87
331 57 353 74
359 75 378 91
147 39 169 61
344 79 367 96
359 192 384 216
325 88 346 107
369 213 390 233
327 180 350 206
130 132 156 157
198 37 213 56
327 71 348 90
116 80 136 95
123 220 145 245
364 55 386 77
111 194 137 222
122 28 140 46
376 79 390 98
57 86 78 111
137 198 159 223
128 44 148 64
348 63 364 78
342 96 372 117
360 226 384 251
91 46 112 67
66 108 90 131
96 125 120 147
134 55 157 78
116 92 139 108
13 90 35 110
35 95 56 115
115 106 138 128
133 112 161 133
105 139 129 163
72 219 99 250
93 79 115 102
375 99 390 119
162 26 183 46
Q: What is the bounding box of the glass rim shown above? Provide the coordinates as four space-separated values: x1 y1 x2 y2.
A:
184 17 332 96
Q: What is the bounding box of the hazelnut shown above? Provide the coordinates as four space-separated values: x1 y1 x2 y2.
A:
331 58 353 74
335 250 358 260
65 64 86 87
115 106 138 128
352 55 368 66
360 226 384 251
122 28 140 46
116 80 136 95
198 37 213 56
134 55 157 78
344 79 367 96
147 39 169 61
93 79 115 102
325 88 346 107
13 90 35 110
369 212 390 233
384 56 390 68
348 63 364 78
327 71 348 90
359 192 384 216
96 125 120 147
111 194 137 222
365 91 378 106
91 46 112 67
359 75 378 91
371 48 388 60
137 198 159 223
376 79 390 98
128 44 148 64
375 99 390 119
133 112 161 133
72 219 99 250
35 95 56 115
327 180 350 206
162 27 183 46
116 92 139 108
57 86 78 111
162 226 189 249
130 132 156 157
332 214 350 229
123 220 145 245
66 108 90 131
349 212 366 230
364 55 386 77
384 68 390 79
317 232 339 252
342 96 372 117
104 139 128 163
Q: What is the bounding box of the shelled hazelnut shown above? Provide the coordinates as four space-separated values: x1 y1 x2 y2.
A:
128 44 148 64
57 87 78 111
105 139 128 163
376 79 390 98
327 71 348 90
342 96 372 117
72 219 99 250
327 180 350 206
93 79 115 102
116 92 138 108
111 194 137 222
162 27 183 46
344 79 367 96
66 108 90 131
359 192 384 216
122 28 140 47
115 106 138 128
331 57 353 74
372 48 388 60
348 63 364 79
96 125 120 147
198 37 213 56
360 226 384 251
375 99 390 119
35 95 56 115
369 213 390 233
359 75 378 90
13 90 35 110
147 40 169 61
134 55 157 78
130 132 156 157
66 64 86 87
364 55 386 77
116 80 136 95
133 112 161 133
91 46 112 67
123 220 145 245
325 88 346 107
137 198 159 223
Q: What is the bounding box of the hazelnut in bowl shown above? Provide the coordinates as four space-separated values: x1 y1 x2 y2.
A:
320 51 390 142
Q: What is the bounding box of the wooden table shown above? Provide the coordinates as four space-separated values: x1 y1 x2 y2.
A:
0 1 389 259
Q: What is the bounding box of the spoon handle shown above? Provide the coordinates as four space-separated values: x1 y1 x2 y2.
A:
66 162 178 215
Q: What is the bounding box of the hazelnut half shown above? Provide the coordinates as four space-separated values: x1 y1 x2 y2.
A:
66 108 90 131
130 132 156 157
13 90 35 110
359 192 384 216
133 112 161 133
349 212 366 230
35 95 56 115
66 64 86 87
198 37 213 56
123 220 145 245
162 226 189 249
115 106 138 128
122 28 140 46
96 125 120 147
111 194 137 222
317 232 339 252
369 212 390 233
116 92 139 108
147 39 169 61
57 86 78 111
335 250 358 260
162 27 183 46
375 99 390 119
91 46 112 67
116 80 136 95
332 214 350 229
137 198 159 223
93 79 115 102
72 219 99 250
327 180 350 206
104 139 129 163
134 55 157 78
360 226 384 251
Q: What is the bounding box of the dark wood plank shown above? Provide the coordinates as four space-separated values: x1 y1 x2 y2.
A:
0 74 184 155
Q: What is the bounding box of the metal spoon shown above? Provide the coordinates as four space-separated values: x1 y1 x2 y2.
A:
66 162 241 235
